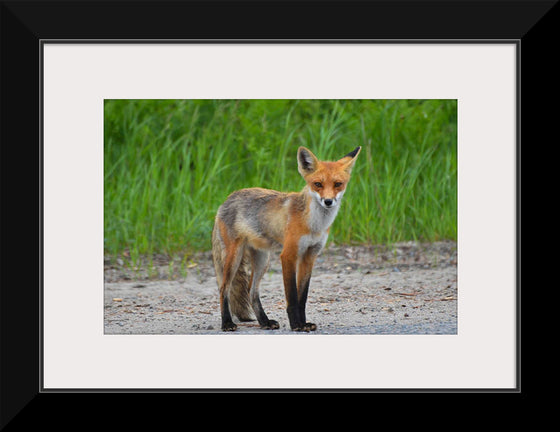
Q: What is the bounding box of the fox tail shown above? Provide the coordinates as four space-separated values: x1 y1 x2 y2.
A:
211 221 254 321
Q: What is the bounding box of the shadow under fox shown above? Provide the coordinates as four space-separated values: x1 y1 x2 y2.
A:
212 146 361 331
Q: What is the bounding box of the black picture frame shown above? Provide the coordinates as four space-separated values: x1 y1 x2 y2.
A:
1 0 553 426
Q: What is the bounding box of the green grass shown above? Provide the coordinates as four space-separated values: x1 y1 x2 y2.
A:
104 100 457 261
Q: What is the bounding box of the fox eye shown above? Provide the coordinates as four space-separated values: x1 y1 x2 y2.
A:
314 182 323 188
334 182 343 188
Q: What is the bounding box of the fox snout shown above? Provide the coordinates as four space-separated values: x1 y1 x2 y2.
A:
317 192 344 209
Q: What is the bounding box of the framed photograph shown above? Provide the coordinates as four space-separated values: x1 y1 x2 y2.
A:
1 0 549 422
42 42 509 389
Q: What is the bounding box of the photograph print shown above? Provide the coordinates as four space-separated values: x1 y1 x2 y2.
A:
103 99 457 335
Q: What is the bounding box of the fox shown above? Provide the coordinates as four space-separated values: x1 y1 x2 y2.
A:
212 146 361 332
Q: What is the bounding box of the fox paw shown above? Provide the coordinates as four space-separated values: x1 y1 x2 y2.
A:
221 322 238 331
293 322 317 332
260 319 280 330
303 322 317 332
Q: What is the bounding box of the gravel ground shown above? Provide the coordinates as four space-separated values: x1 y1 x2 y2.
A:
104 241 457 335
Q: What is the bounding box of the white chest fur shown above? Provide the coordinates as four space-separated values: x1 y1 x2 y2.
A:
309 202 339 233
297 196 340 255
298 231 329 256
307 191 341 233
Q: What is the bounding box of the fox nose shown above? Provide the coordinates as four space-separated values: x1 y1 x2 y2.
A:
324 199 333 207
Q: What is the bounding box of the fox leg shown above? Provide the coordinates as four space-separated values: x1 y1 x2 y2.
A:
219 239 245 331
296 249 318 332
248 248 279 330
280 242 307 331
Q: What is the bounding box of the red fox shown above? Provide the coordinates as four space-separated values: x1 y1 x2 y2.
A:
212 146 361 331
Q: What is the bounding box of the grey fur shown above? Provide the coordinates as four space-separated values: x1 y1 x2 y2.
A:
217 188 291 248
211 222 253 321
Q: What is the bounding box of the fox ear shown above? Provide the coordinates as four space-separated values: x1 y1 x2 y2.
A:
338 146 362 174
297 147 319 176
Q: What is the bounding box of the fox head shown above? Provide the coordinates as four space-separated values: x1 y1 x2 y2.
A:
297 146 361 209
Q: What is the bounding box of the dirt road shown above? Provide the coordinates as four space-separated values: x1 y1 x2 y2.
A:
104 241 457 335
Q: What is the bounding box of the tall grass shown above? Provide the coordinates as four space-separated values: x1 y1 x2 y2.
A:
104 100 457 260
